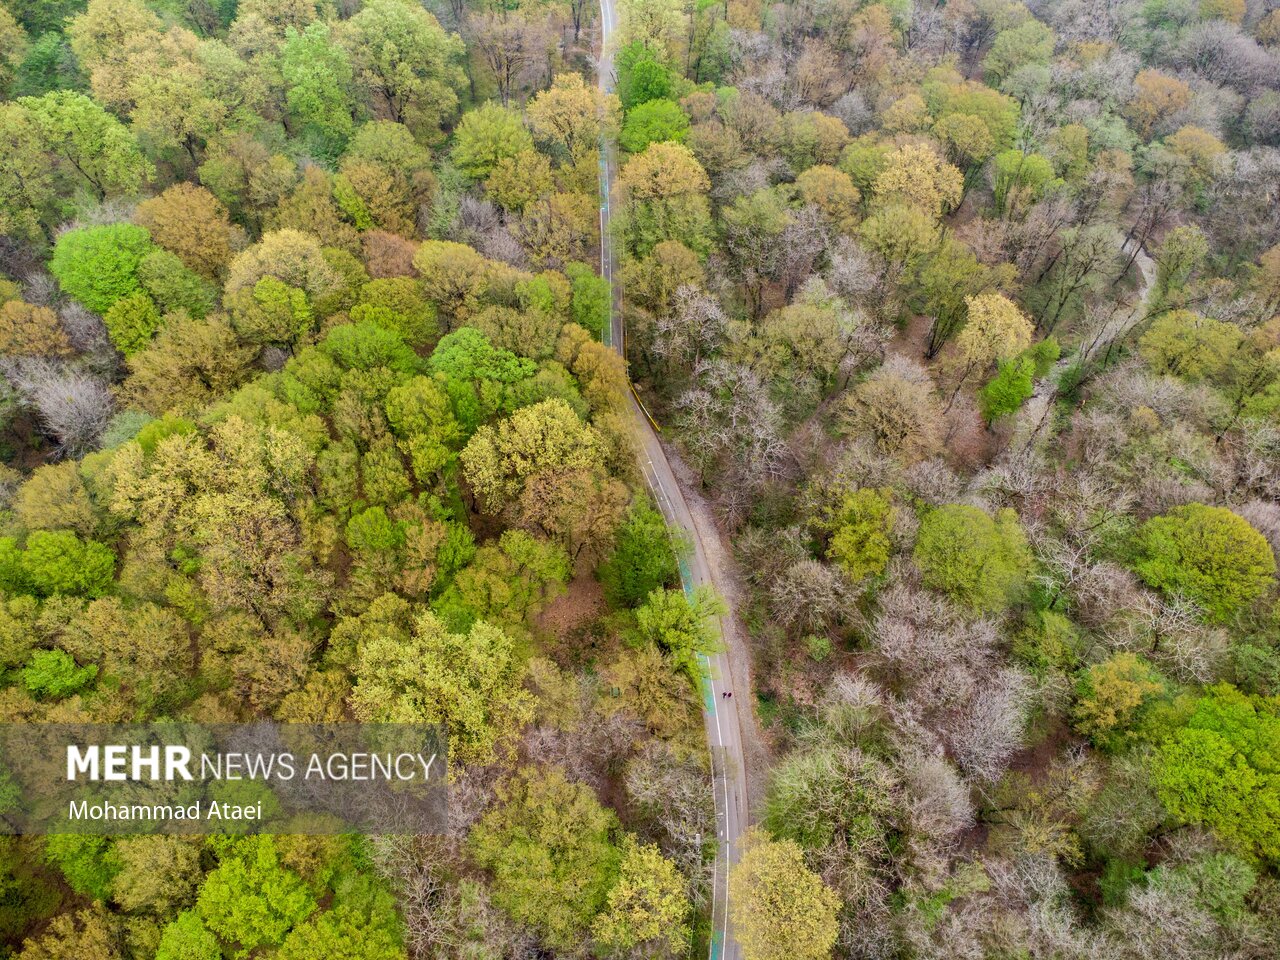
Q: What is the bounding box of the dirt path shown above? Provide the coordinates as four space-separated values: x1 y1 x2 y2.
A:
1015 238 1157 449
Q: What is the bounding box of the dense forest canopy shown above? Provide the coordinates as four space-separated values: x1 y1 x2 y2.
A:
0 0 1279 957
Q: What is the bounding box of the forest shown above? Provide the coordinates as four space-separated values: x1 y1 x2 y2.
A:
0 0 1279 957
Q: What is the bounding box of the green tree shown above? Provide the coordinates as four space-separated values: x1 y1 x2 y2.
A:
281 22 355 160
470 767 621 950
913 505 1031 612
22 650 98 699
434 530 571 630
427 326 537 431
196 838 316 955
728 829 840 960
992 149 1062 215
19 90 150 201
1133 504 1276 622
351 608 534 768
20 530 115 597
384 375 461 481
565 262 611 339
979 354 1035 422
43 835 118 901
616 140 712 255
275 905 406 960
984 20 1056 81
1152 685 1280 861
451 102 533 180
825 488 896 582
632 586 722 685
49 223 155 314
155 911 220 960
619 98 689 153
599 503 679 607
138 249 217 318
319 321 420 374
616 41 671 109
341 0 464 139
103 292 163 356
0 101 58 244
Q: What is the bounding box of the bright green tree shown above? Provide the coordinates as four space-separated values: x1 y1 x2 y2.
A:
565 262 611 339
619 98 689 153
1152 685 1280 861
1133 504 1276 622
197 838 316 955
155 911 221 960
616 41 671 109
913 505 1031 612
49 223 155 314
20 530 115 597
22 650 97 699
979 355 1035 422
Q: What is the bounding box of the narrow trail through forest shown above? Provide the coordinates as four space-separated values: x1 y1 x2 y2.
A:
1017 239 1157 447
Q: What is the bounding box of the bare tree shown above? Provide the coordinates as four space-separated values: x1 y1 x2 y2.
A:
767 558 860 636
2 359 114 456
469 11 553 106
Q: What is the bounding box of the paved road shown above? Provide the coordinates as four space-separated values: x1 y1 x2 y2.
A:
595 4 747 958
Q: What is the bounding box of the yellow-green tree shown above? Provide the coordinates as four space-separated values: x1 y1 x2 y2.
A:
872 143 963 216
592 837 690 957
350 608 533 768
949 292 1034 390
1072 653 1166 750
527 72 619 161
728 829 839 960
460 398 606 513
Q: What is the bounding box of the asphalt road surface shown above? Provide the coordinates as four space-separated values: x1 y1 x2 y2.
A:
595 4 748 958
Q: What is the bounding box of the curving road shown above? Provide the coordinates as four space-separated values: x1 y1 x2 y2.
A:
595 3 747 958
